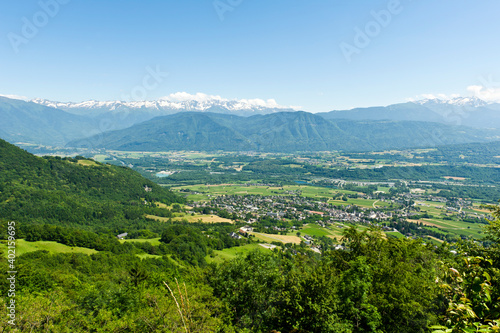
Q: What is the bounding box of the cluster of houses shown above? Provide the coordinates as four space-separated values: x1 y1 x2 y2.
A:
190 192 421 227
187 184 490 249
188 184 491 227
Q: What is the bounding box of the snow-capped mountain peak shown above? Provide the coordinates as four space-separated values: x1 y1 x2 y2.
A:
414 96 488 108
30 93 301 114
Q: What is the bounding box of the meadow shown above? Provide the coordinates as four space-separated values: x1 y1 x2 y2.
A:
119 238 162 246
206 243 267 264
146 214 234 224
0 239 98 256
173 184 364 201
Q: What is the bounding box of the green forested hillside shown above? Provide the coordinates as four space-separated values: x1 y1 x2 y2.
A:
0 97 98 146
0 138 183 232
67 112 496 152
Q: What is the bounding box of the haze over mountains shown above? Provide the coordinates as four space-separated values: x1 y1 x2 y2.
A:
321 97 500 129
1 94 500 152
67 111 495 152
0 96 98 146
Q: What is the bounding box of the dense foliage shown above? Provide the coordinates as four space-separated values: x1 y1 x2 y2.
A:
0 139 184 232
2 219 499 332
68 111 494 153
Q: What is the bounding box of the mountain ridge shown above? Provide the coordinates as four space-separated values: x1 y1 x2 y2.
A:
320 98 500 129
67 111 497 153
2 95 500 150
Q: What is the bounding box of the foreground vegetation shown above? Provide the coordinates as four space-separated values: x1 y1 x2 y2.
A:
1 218 500 332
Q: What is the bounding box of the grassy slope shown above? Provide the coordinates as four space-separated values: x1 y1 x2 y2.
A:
206 243 267 264
0 239 98 256
119 238 162 246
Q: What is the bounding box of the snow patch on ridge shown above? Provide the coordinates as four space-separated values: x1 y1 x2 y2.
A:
31 92 302 113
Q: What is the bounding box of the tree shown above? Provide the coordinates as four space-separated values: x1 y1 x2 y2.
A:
431 204 500 333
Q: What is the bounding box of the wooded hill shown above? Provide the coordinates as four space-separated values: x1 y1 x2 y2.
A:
0 138 184 232
67 111 497 152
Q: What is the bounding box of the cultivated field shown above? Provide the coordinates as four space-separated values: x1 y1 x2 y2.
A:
173 184 373 202
249 232 302 244
146 214 234 224
119 238 162 246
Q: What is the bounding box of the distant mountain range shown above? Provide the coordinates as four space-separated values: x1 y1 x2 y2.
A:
31 92 298 124
321 97 500 129
1 94 499 152
0 96 98 146
67 111 497 153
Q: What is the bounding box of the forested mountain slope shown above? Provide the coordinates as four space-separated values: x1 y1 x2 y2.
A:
67 111 497 152
0 97 98 146
0 138 183 230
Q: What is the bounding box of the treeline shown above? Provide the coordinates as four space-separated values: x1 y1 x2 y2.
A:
210 223 500 333
243 158 500 184
424 141 500 165
160 224 249 266
386 220 459 242
13 223 250 267
21 224 129 253
427 183 500 203
326 165 500 185
0 250 213 332
343 141 500 165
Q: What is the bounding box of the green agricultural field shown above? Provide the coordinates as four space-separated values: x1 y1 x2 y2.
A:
77 159 99 167
173 184 363 201
119 238 162 246
146 213 234 224
300 223 395 241
136 253 163 259
206 243 267 264
250 232 302 244
299 227 332 237
185 193 211 201
0 239 98 256
385 231 405 239
418 205 447 216
329 198 391 208
93 154 110 162
377 186 391 193
408 217 485 239
299 224 341 238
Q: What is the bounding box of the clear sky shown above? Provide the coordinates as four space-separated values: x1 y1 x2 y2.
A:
1 0 500 112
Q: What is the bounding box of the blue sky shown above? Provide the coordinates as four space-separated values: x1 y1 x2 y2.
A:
1 0 500 112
